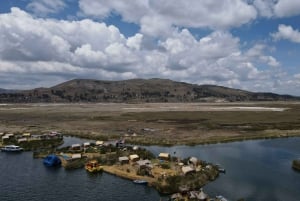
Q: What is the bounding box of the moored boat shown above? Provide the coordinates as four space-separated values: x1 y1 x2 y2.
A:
133 180 148 185
218 168 226 173
85 160 103 173
43 154 61 167
216 195 228 201
1 145 23 152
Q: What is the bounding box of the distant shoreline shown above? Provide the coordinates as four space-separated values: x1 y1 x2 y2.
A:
65 130 300 146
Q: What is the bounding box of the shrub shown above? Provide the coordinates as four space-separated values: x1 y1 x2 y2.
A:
161 163 170 169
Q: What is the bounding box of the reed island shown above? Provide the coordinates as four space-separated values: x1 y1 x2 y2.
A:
1 131 223 200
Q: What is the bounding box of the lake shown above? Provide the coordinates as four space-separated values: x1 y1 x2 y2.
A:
1 137 300 201
145 137 300 201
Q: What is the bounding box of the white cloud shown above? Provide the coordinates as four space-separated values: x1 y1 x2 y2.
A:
274 0 300 17
245 44 280 67
272 24 300 43
78 0 149 21
294 74 300 81
0 8 298 95
74 44 107 67
79 0 257 36
265 56 280 67
126 34 143 50
253 0 276 18
253 0 300 18
27 0 66 16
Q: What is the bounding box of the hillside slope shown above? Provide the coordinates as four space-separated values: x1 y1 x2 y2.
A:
0 78 298 103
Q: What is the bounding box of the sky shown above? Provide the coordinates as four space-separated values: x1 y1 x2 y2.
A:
0 0 300 96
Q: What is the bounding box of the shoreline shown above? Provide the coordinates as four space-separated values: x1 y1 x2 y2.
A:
102 165 156 186
64 130 300 147
1 129 299 148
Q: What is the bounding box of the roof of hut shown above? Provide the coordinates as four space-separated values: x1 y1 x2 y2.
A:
158 153 170 158
129 154 139 160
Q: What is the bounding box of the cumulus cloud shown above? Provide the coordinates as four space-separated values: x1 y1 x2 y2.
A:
78 0 148 21
272 24 300 43
79 0 257 36
273 0 300 17
253 0 276 18
27 0 66 16
0 7 297 95
294 74 300 79
253 0 300 18
245 44 280 67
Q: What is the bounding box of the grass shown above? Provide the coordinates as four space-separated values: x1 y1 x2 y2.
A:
0 102 300 145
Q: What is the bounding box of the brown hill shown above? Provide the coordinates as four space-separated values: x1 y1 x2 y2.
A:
0 78 298 103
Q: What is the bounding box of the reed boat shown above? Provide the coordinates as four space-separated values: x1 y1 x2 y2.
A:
85 160 103 173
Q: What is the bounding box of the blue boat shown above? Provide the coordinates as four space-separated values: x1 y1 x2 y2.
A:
43 155 61 167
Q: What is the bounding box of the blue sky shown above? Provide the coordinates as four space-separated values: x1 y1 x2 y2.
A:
0 0 300 95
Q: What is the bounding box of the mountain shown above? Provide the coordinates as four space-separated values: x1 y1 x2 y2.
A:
0 88 17 94
0 78 299 103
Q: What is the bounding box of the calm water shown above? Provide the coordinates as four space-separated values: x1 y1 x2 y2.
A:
1 137 300 201
146 137 300 201
0 151 163 201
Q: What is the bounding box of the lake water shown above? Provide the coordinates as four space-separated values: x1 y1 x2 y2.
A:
1 137 300 201
145 137 300 201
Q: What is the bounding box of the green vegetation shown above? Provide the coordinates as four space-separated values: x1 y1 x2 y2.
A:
292 159 300 171
2 135 63 152
154 161 219 194
160 163 171 169
20 139 63 151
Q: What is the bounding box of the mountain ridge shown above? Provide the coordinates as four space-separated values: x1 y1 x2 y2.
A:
0 78 299 103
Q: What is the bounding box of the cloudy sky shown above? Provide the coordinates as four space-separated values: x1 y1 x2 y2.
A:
0 0 300 95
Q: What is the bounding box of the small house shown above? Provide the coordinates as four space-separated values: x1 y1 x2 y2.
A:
205 165 212 169
2 135 9 143
197 188 208 201
95 141 104 146
170 193 182 201
129 154 139 162
119 156 129 165
179 186 190 194
6 133 14 138
83 142 91 148
189 189 208 201
31 135 42 140
18 138 27 143
48 131 63 138
71 144 81 150
22 133 31 138
136 159 153 169
189 156 198 166
182 166 195 175
71 153 82 160
158 153 170 161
